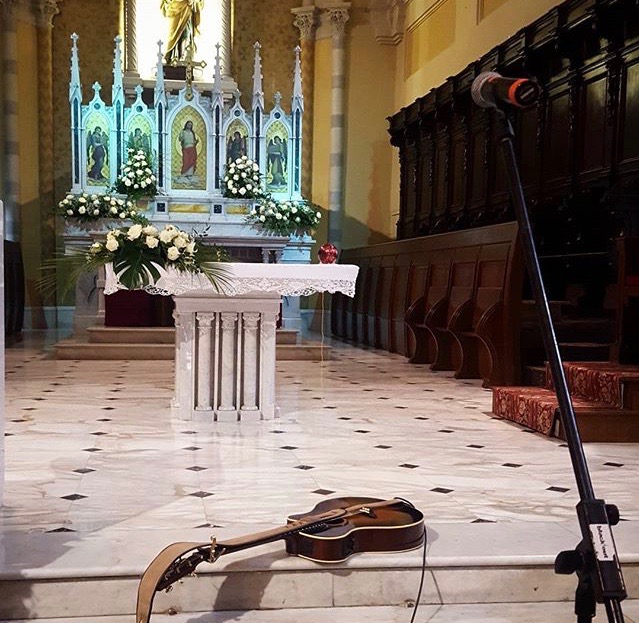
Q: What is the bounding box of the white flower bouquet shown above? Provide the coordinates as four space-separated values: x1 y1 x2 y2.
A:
57 192 137 223
42 217 230 296
114 148 158 201
87 223 228 289
246 196 322 236
222 155 263 199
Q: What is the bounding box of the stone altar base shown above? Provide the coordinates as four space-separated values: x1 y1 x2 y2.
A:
173 292 281 422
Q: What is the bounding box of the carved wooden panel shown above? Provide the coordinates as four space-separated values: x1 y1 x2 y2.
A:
388 0 639 241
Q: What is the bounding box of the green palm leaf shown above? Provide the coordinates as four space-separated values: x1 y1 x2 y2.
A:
113 247 163 290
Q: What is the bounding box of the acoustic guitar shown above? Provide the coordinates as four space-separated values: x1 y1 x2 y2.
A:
136 496 425 623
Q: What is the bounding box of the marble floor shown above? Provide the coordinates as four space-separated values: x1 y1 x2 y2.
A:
2 333 639 621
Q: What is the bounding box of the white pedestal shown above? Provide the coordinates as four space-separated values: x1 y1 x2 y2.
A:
172 291 281 422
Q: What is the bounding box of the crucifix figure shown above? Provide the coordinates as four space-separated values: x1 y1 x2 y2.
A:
172 44 207 100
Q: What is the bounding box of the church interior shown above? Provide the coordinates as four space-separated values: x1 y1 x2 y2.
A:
1 0 639 621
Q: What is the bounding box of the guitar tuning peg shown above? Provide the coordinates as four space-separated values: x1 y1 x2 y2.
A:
164 585 173 594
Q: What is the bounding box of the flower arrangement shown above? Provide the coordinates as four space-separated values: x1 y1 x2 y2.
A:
246 197 322 236
222 156 263 199
114 148 158 201
57 192 138 223
42 217 230 295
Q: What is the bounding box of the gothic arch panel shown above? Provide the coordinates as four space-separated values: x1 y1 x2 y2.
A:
170 106 207 190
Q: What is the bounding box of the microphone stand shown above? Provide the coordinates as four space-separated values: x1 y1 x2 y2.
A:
491 106 627 623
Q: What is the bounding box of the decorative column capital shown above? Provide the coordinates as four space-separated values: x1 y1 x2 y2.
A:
324 3 350 40
197 312 216 329
291 6 318 40
0 0 19 17
243 312 260 331
37 0 60 27
221 312 238 331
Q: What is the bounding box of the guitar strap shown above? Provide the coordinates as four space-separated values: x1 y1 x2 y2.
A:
136 541 216 623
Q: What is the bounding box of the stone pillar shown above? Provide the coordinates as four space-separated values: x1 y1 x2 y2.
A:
218 311 238 418
220 0 232 78
1 0 21 242
324 4 350 247
259 311 278 419
241 312 260 414
292 6 317 199
123 0 138 75
37 0 59 320
173 310 195 420
195 312 215 411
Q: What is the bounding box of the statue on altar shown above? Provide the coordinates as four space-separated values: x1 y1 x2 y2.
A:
161 0 204 64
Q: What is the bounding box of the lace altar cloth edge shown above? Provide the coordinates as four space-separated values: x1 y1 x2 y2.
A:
103 263 360 298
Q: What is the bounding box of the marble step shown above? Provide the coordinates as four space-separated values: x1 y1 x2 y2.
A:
0 523 637 620
4 601 639 623
54 340 329 361
86 327 299 345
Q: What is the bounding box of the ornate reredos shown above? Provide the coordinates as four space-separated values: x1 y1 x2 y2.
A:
67 32 304 212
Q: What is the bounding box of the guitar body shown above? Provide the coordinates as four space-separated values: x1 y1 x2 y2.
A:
284 497 425 563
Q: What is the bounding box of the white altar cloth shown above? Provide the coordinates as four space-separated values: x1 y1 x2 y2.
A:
104 262 359 298
103 262 359 422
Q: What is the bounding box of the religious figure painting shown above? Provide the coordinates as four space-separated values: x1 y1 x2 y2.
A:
127 115 152 158
265 122 289 192
171 106 207 190
161 0 204 65
86 114 110 185
225 121 249 164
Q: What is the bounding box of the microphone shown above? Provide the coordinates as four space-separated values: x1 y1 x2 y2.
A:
471 72 540 109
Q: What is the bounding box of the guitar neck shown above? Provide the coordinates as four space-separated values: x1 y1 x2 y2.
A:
217 498 401 554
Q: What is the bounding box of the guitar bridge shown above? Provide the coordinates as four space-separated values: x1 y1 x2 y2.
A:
359 506 376 517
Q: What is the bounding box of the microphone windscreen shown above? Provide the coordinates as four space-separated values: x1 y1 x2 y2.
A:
471 71 501 109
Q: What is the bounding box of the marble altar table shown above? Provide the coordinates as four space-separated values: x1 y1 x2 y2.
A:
104 263 359 421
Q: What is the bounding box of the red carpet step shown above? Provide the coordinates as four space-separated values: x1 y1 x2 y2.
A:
546 361 639 408
492 386 639 442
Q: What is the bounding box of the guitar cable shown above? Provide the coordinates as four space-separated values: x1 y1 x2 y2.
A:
409 526 428 623
393 498 428 623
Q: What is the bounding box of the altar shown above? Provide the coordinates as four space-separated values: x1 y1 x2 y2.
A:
104 263 359 421
64 31 311 334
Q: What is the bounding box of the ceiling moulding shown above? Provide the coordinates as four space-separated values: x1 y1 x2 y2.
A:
367 0 405 45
